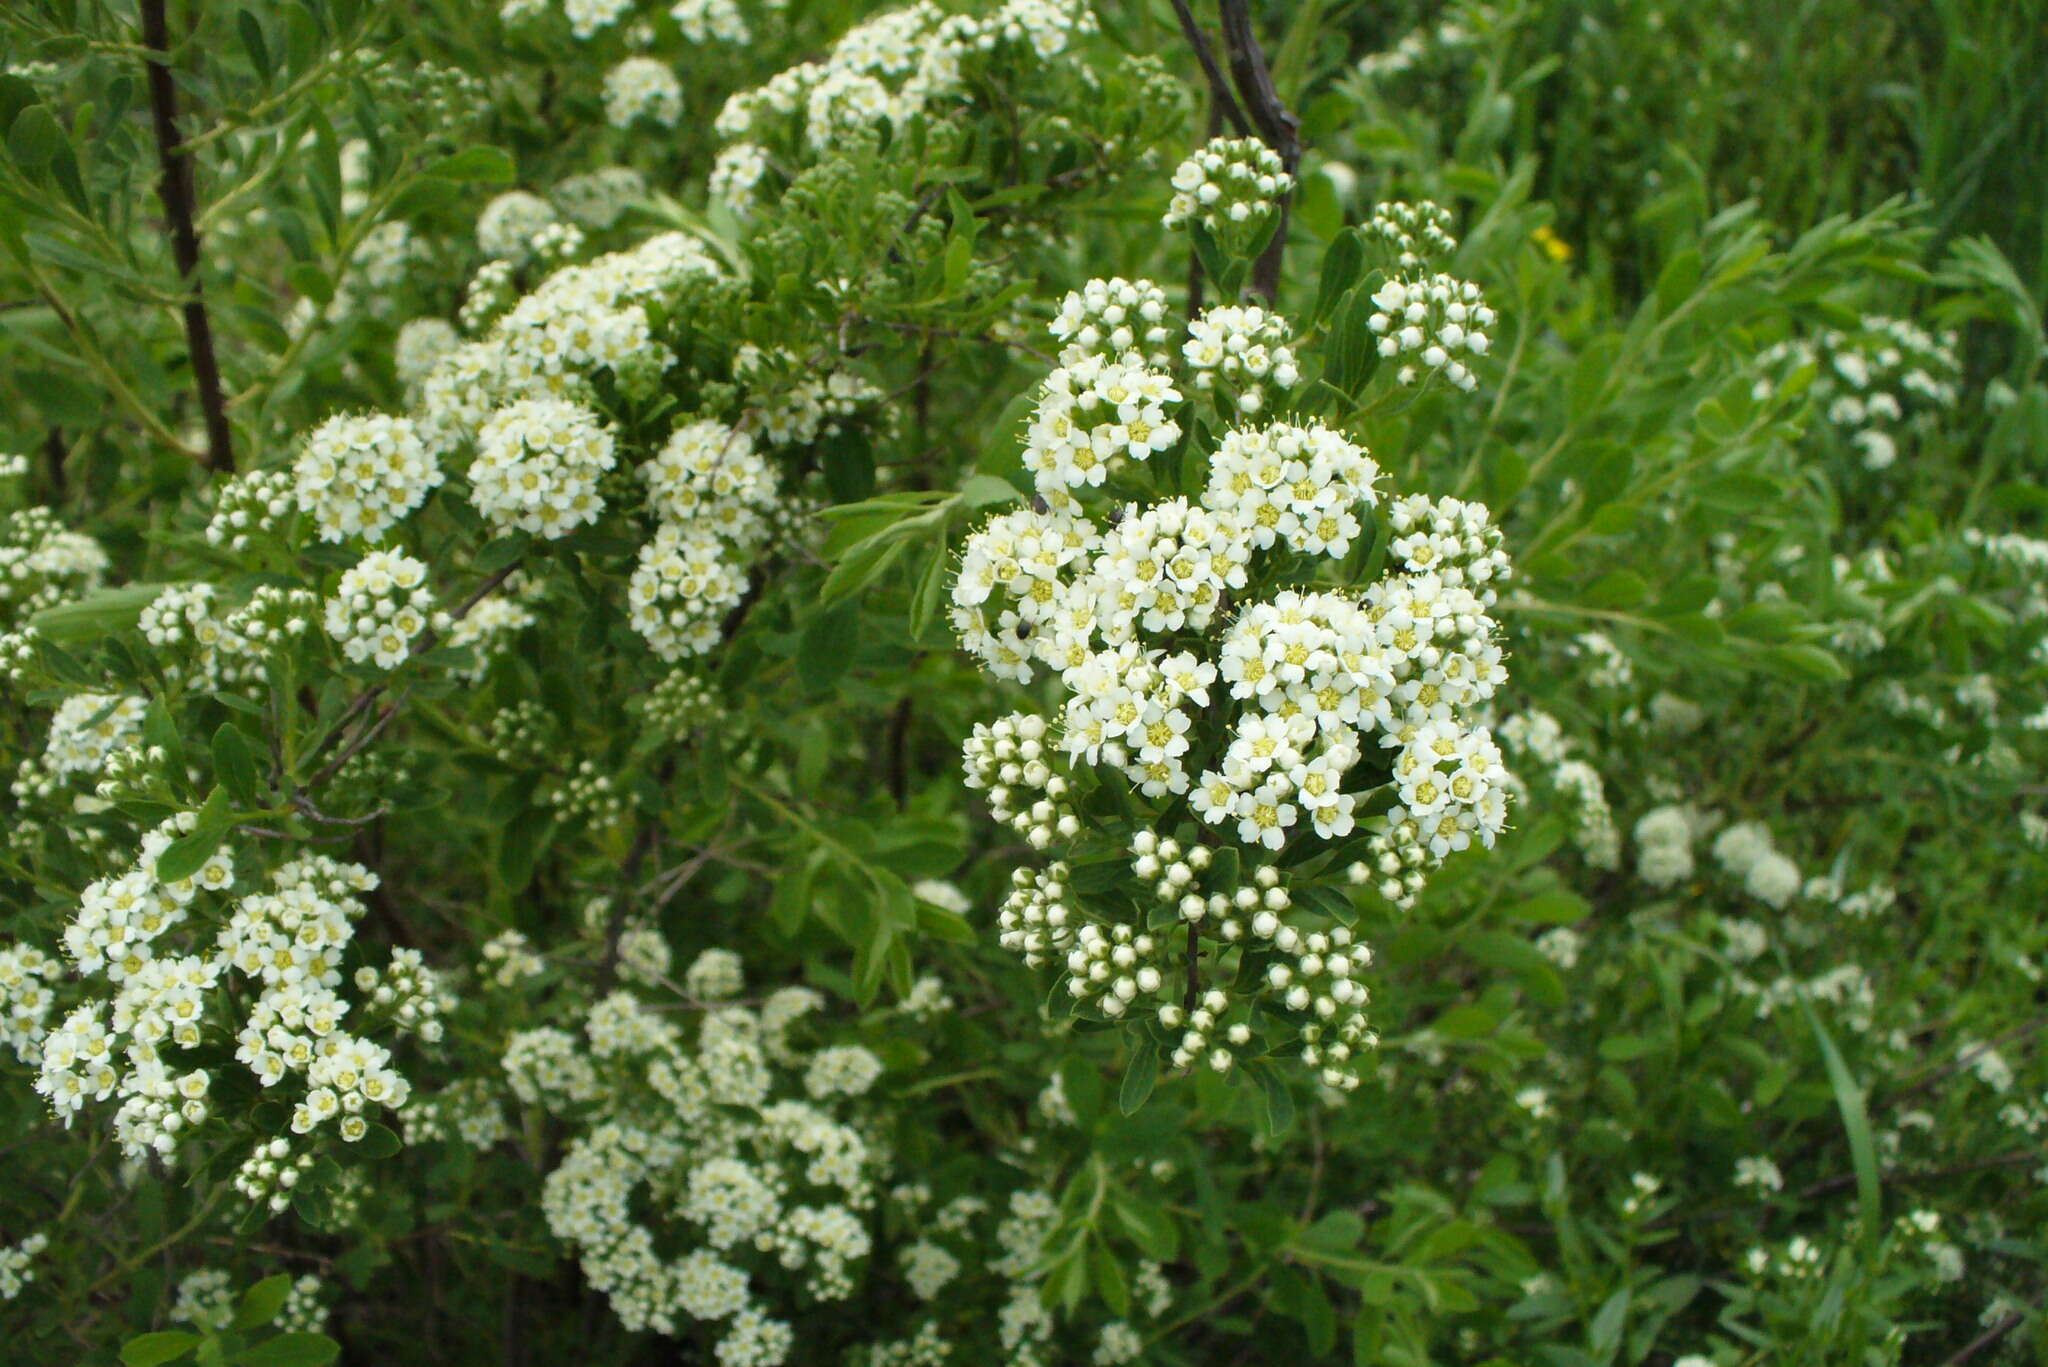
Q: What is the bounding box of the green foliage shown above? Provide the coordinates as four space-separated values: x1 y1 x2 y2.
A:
0 0 2042 1364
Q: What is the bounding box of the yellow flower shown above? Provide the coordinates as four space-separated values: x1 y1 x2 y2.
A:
1532 223 1573 264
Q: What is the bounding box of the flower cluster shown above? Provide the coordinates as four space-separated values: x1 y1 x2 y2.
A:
628 418 781 660
205 467 298 551
1049 278 1172 368
1754 315 1963 470
1162 136 1292 246
292 413 442 544
0 507 107 627
709 143 770 215
1712 820 1803 908
1633 803 1700 886
0 1232 47 1300
671 0 751 43
638 670 729 739
421 231 720 445
868 1180 1180 1367
604 57 684 128
1498 709 1620 871
514 950 889 1363
713 0 1101 158
0 943 61 1062
952 327 1512 1084
551 166 648 229
34 833 438 1187
323 550 445 670
476 190 560 264
470 398 619 538
1009 354 1182 509
1367 274 1494 392
1183 304 1299 414
1364 199 1458 271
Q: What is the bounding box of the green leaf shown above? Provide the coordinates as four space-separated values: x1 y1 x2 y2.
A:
1505 890 1589 924
852 921 895 1006
797 602 860 692
822 430 877 503
1294 1209 1364 1256
233 1334 339 1367
1255 1063 1295 1137
1310 229 1364 327
1653 247 1701 316
429 146 515 183
1801 995 1881 1253
1118 1042 1159 1116
385 176 462 219
349 1122 402 1161
1323 273 1384 398
121 1333 199 1367
957 474 1022 509
473 531 531 577
1189 221 1231 291
1091 1238 1130 1316
155 786 235 885
908 544 950 640
912 896 974 944
1582 571 1648 610
212 723 263 807
819 534 906 608
0 76 36 136
1589 1287 1632 1361
941 233 972 296
1111 1193 1179 1260
30 583 166 643
237 12 271 82
1757 643 1849 684
1461 931 1567 1007
233 1274 292 1331
7 104 62 170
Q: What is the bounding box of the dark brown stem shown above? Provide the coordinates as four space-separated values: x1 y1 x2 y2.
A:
1183 922 1201 1013
1169 0 1250 137
41 428 65 499
885 696 913 810
1216 0 1300 302
1188 102 1224 318
140 0 233 472
1942 1301 2035 1365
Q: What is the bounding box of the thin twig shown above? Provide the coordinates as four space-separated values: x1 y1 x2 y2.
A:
1884 1016 2047 1107
1188 101 1224 317
1169 0 1250 137
884 697 913 810
41 428 65 500
1942 1299 2036 1365
299 561 523 788
140 0 233 472
1216 0 1300 301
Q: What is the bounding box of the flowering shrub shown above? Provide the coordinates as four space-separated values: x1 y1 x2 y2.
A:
0 0 2044 1364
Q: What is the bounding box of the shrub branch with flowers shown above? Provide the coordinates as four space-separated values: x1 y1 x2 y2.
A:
0 0 2045 1364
